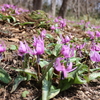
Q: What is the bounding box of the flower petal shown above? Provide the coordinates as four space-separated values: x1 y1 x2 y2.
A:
63 70 68 78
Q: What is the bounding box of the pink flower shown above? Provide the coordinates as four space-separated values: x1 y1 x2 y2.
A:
15 9 20 15
64 36 70 43
18 41 34 56
86 31 95 39
90 50 100 62
61 45 74 58
54 18 59 23
24 41 34 55
33 36 44 55
18 41 27 56
1 7 5 12
0 42 6 53
33 36 37 47
91 43 100 51
96 31 100 37
76 43 86 49
59 19 66 28
3 4 10 9
41 29 46 38
60 35 70 44
54 57 76 78
35 43 44 55
50 25 56 31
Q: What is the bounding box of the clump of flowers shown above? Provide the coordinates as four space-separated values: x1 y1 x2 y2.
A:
0 4 29 15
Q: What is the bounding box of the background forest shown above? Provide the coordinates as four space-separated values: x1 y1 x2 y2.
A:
0 0 100 19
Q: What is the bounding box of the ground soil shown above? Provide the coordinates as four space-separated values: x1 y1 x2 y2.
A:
0 12 99 100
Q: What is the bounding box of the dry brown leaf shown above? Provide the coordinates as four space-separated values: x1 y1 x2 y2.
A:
8 38 19 42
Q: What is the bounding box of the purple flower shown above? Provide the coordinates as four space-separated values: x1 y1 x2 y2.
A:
1 7 5 12
59 19 66 28
54 57 76 78
33 36 37 47
90 50 100 62
24 41 34 55
41 29 46 38
18 41 34 56
86 31 95 39
0 42 6 53
18 41 27 56
60 35 70 44
64 36 70 43
91 42 100 51
33 36 44 55
76 43 86 50
3 4 10 9
85 22 90 27
57 16 62 20
54 18 59 23
35 43 44 55
15 9 20 15
76 43 86 57
50 25 56 31
61 45 74 58
96 31 100 37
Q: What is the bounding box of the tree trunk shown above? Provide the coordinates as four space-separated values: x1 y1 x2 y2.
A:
33 0 42 10
77 0 80 18
50 0 56 17
58 0 68 18
86 0 89 14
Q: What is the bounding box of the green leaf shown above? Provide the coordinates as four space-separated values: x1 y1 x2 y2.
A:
11 75 27 93
59 79 74 91
40 58 56 82
12 68 37 79
47 43 55 48
10 16 16 22
20 22 35 26
55 28 60 34
78 64 88 74
10 45 17 50
49 86 60 99
46 34 54 39
42 79 51 100
48 68 54 81
6 16 16 23
52 44 61 56
39 60 49 68
88 72 100 82
22 91 29 98
68 68 78 79
13 22 21 26
74 74 86 84
38 21 47 28
69 57 81 62
45 49 52 55
0 14 4 20
0 67 11 84
90 68 100 72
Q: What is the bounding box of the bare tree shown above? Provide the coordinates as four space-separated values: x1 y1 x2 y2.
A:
58 0 69 18
50 0 56 16
33 0 42 10
77 0 80 18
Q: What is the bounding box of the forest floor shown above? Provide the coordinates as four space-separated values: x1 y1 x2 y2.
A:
0 11 99 100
